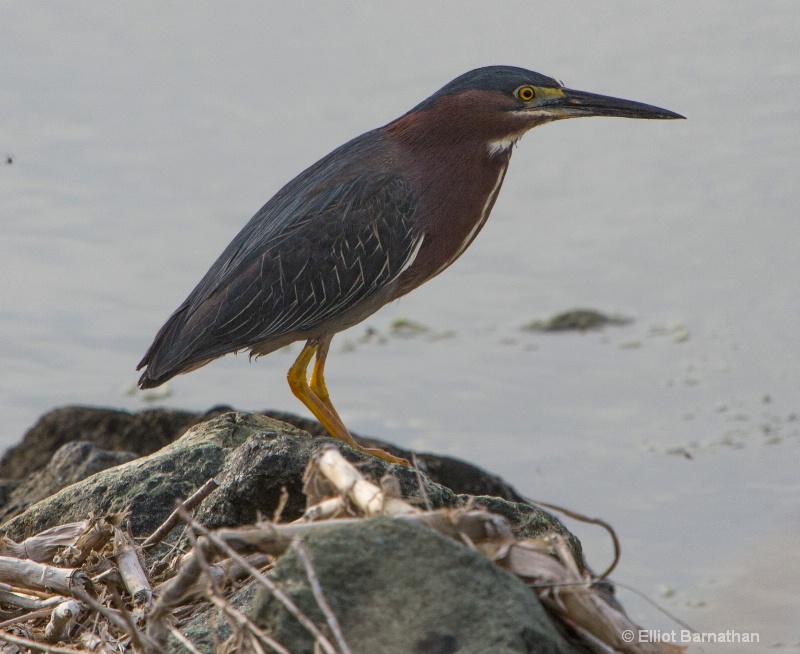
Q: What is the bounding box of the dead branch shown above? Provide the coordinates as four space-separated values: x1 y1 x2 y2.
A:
0 607 54 630
0 557 90 599
58 517 117 568
0 630 88 654
113 528 152 615
291 540 351 654
44 600 81 643
141 478 219 549
404 510 515 561
69 584 155 653
503 535 685 654
149 510 339 654
524 495 621 579
153 553 269 602
0 516 116 567
300 497 346 522
307 446 419 517
207 595 291 654
0 590 67 612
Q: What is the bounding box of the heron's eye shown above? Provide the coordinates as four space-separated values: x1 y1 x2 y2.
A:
516 86 536 102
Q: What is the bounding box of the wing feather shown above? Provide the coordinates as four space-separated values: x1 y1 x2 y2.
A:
138 133 420 386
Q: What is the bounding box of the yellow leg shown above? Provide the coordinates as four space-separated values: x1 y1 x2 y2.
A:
308 337 346 428
288 337 410 467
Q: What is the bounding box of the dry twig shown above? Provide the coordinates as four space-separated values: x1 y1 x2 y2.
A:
113 528 153 615
292 540 351 654
44 600 81 643
0 557 89 599
0 607 54 630
207 595 290 654
503 535 685 654
0 591 67 613
524 495 621 579
142 478 219 549
149 510 338 654
58 516 118 567
0 630 88 654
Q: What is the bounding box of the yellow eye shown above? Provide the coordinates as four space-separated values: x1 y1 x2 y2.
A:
516 86 536 102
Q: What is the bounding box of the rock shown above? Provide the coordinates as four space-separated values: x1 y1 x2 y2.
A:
246 517 581 654
168 583 259 654
1 412 579 564
0 411 256 540
0 480 18 509
0 441 137 522
194 418 459 533
523 309 631 332
0 405 226 480
0 406 524 508
259 410 526 502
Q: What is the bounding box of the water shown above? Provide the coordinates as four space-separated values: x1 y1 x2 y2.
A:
2 3 799 649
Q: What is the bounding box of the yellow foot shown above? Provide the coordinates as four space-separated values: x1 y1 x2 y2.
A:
356 444 411 467
288 337 412 467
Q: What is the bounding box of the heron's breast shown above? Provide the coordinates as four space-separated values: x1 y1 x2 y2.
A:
395 157 509 295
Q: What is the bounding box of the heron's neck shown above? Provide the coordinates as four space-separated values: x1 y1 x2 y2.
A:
385 117 513 293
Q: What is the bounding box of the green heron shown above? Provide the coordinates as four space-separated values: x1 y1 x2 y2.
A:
138 65 683 466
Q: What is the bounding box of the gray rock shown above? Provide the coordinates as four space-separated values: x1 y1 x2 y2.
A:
248 517 581 654
168 583 259 653
0 480 18 509
193 419 460 533
0 441 137 522
0 405 222 481
260 410 527 502
1 406 527 506
0 412 266 540
2 413 577 559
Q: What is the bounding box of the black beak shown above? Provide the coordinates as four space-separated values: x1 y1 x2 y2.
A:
553 88 685 120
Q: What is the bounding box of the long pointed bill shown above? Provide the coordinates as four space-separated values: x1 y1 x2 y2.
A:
542 88 684 120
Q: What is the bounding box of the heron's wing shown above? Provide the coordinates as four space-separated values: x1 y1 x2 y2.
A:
138 169 420 383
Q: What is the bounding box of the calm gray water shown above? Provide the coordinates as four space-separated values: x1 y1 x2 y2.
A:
2 3 798 649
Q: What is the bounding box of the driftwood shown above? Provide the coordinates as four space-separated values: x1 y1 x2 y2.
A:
0 556 89 598
0 516 115 566
303 446 420 517
113 527 152 627
44 599 81 643
59 516 117 567
504 537 685 654
141 478 219 549
0 586 68 613
152 552 270 602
